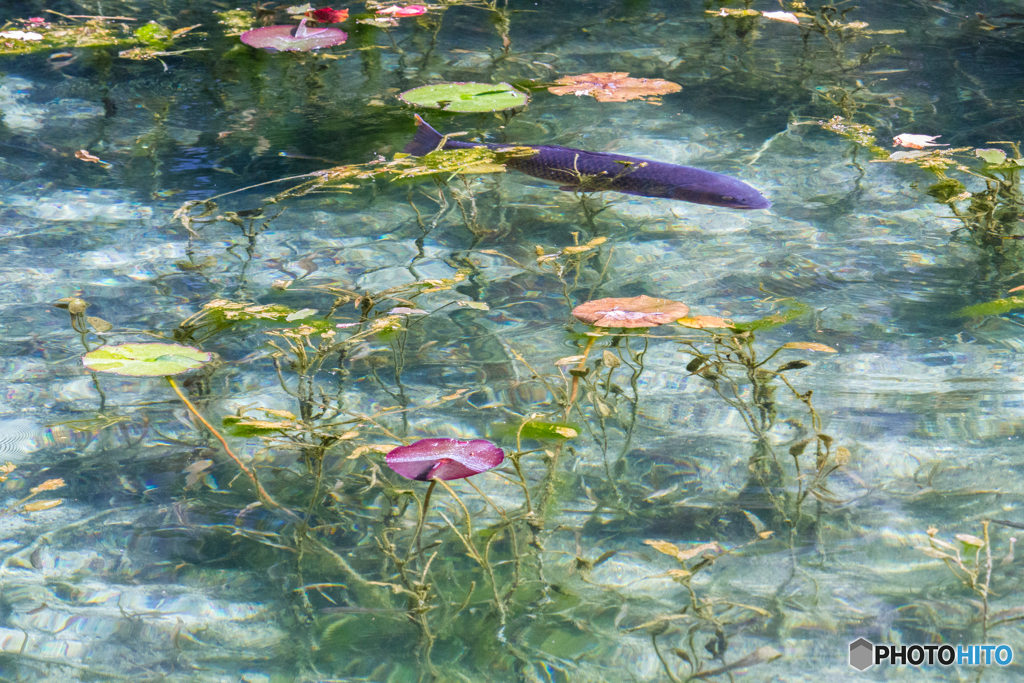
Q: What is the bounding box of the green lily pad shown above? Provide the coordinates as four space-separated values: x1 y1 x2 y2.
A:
975 148 1007 166
82 343 211 377
399 82 528 113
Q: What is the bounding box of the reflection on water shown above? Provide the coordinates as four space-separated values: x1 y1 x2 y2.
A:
2 0 1024 680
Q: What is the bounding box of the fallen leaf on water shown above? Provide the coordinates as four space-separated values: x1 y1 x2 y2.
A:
548 72 681 104
644 539 681 557
782 342 837 353
711 8 759 18
23 500 63 512
75 150 105 164
893 134 948 149
762 11 800 24
30 479 66 494
956 533 985 547
677 315 731 329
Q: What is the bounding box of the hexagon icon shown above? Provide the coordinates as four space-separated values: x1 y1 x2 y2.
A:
849 638 874 671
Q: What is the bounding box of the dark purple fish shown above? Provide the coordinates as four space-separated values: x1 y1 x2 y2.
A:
404 114 771 210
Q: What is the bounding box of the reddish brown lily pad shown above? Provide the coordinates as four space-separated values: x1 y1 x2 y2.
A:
572 295 690 328
548 72 682 104
385 438 505 481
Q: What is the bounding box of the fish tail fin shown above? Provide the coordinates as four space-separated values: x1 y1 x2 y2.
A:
404 114 444 156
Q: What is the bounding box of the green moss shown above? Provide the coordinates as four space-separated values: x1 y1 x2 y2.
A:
134 21 172 48
0 22 130 55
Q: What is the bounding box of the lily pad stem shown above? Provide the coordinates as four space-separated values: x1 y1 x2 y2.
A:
166 376 297 521
565 336 596 422
410 479 437 559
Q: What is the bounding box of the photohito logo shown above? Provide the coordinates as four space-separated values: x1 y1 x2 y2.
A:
849 639 1013 671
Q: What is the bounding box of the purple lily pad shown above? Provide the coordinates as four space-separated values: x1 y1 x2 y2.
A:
385 438 505 481
240 18 347 52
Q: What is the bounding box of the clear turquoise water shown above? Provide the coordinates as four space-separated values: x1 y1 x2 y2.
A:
2 1 1024 681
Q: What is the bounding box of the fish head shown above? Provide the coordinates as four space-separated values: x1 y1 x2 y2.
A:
670 177 771 210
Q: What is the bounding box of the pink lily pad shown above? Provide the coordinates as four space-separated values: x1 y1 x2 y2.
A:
240 18 347 52
385 438 505 481
572 295 690 328
377 5 428 17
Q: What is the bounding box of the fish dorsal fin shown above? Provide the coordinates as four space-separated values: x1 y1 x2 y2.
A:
404 114 446 157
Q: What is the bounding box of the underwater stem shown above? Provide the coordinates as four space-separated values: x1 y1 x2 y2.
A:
410 479 437 559
166 376 297 521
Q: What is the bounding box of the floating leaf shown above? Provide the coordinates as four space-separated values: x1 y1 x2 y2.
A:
644 539 681 557
709 8 760 18
781 342 837 353
23 499 62 512
75 150 105 164
517 421 579 440
572 295 689 328
399 82 528 113
677 315 731 329
82 343 211 377
87 316 113 333
30 479 66 494
349 444 393 459
548 72 681 103
975 148 1007 165
240 18 347 52
385 438 505 481
455 300 490 310
285 308 317 322
956 533 985 547
675 541 723 562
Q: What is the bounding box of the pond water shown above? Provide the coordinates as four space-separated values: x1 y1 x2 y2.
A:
2 0 1024 681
